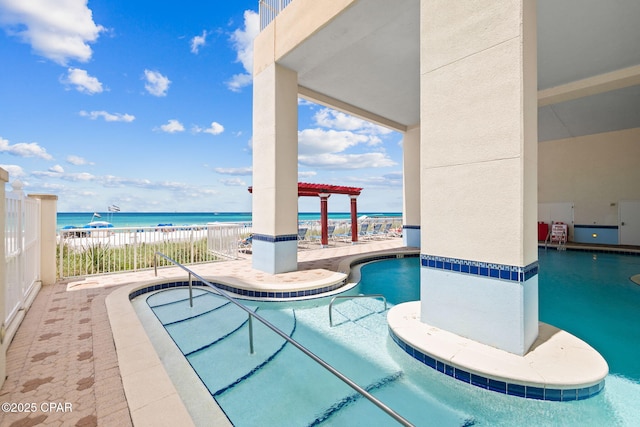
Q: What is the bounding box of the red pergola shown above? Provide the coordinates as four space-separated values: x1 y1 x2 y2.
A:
248 182 363 246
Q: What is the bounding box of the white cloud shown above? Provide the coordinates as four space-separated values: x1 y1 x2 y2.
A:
63 68 103 94
49 164 64 173
0 0 104 65
226 73 253 93
64 172 96 181
298 152 396 169
193 121 224 135
298 129 371 155
0 164 26 178
214 167 252 176
348 172 403 187
158 119 184 133
314 108 392 136
226 10 259 92
66 155 93 165
0 136 52 160
298 171 317 179
80 110 135 122
296 109 398 170
144 69 170 97
220 178 246 186
190 30 207 54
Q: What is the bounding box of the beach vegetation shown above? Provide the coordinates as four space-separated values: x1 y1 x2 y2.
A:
57 237 221 278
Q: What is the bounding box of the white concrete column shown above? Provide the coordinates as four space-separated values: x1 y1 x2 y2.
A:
28 194 58 286
0 168 8 388
252 63 299 273
402 125 421 247
419 0 538 355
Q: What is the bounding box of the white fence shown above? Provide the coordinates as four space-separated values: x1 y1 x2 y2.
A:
5 185 41 334
58 223 251 278
207 223 250 259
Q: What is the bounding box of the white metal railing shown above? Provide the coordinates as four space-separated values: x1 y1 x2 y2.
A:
207 222 250 260
5 183 41 329
58 223 252 278
259 0 294 30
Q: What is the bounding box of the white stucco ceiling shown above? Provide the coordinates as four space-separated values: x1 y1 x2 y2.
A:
276 0 640 141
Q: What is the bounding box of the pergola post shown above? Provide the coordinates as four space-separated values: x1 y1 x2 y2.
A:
350 195 358 243
319 193 330 247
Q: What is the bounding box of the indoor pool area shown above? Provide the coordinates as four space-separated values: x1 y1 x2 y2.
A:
132 249 640 426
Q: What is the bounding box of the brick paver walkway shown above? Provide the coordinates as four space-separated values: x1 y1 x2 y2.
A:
0 283 132 427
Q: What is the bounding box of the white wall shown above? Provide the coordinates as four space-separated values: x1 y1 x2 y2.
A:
539 127 640 226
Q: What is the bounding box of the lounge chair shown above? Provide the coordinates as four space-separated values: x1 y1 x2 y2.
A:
238 235 253 253
335 225 352 242
358 222 370 238
297 227 308 246
364 222 382 239
311 225 336 245
376 222 393 239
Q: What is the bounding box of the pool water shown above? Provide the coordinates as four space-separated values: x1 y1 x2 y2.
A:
143 250 640 426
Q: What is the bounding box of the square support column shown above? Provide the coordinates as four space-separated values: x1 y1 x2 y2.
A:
419 0 538 355
252 63 299 274
403 125 421 248
28 194 58 286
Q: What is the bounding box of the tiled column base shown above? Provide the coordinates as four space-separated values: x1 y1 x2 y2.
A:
402 225 420 248
420 254 538 355
251 234 298 274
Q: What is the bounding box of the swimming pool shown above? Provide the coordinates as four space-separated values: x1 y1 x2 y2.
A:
137 250 640 426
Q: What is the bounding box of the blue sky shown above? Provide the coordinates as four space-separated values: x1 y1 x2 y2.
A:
0 0 403 213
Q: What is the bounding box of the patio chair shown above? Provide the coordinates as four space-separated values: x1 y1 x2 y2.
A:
238 235 253 253
297 227 309 246
358 222 370 238
311 225 336 245
364 222 382 239
376 222 393 239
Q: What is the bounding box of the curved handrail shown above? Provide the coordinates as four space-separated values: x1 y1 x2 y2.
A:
153 252 413 427
329 294 387 327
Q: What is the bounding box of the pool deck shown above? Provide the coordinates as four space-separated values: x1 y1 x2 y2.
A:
0 239 633 426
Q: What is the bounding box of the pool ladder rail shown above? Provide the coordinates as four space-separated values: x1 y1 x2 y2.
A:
329 294 387 327
153 252 414 427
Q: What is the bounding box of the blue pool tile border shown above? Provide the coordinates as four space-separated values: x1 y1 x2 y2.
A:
129 253 419 302
128 279 347 301
420 254 539 283
388 328 604 402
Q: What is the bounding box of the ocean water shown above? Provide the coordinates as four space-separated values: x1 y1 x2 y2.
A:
56 212 401 230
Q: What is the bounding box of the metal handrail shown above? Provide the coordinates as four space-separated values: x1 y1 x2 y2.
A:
329 294 387 327
153 252 413 426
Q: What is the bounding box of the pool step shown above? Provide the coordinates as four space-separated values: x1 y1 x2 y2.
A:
319 374 473 427
216 305 397 425
330 298 389 333
164 299 259 355
147 288 228 325
187 307 296 397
